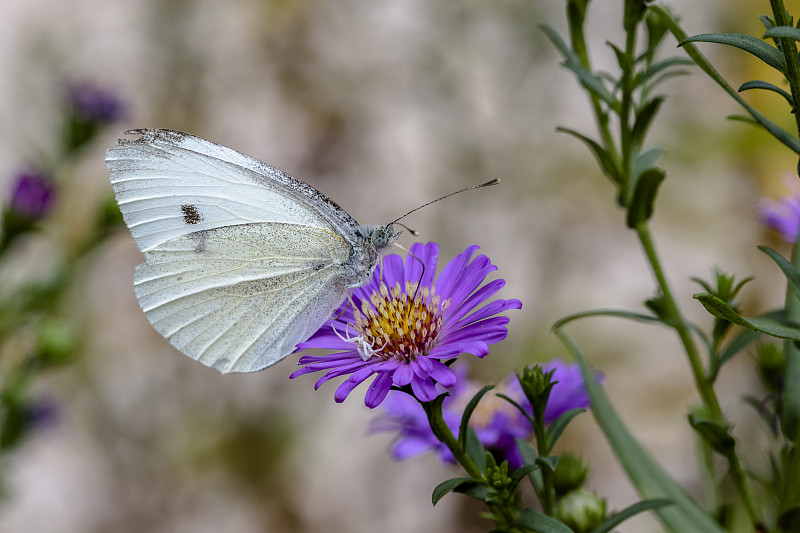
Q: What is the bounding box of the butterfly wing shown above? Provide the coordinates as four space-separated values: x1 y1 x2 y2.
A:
106 128 363 253
105 129 368 372
134 222 351 373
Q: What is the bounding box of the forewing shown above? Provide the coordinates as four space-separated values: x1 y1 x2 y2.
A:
134 222 352 373
106 128 361 253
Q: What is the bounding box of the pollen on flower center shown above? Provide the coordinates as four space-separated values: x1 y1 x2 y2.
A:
350 281 449 361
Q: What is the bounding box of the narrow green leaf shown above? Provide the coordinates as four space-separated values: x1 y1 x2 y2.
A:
454 483 493 501
631 97 665 149
716 327 761 370
509 464 540 491
516 438 544 494
546 408 586 448
569 65 621 112
763 25 800 42
759 246 800 296
738 80 793 105
540 24 574 60
681 33 787 76
516 508 576 533
626 167 665 228
555 330 727 533
432 477 474 506
649 5 800 154
688 414 735 454
759 15 776 31
552 308 661 330
556 127 621 184
536 455 559 474
694 293 800 340
634 148 663 177
459 384 495 449
588 499 672 533
465 428 486 474
641 57 695 83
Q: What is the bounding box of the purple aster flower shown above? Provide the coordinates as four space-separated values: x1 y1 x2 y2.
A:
290 242 522 408
65 81 126 124
759 191 800 242
371 360 597 467
8 169 55 219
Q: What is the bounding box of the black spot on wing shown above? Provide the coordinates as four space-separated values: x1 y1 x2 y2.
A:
181 204 202 225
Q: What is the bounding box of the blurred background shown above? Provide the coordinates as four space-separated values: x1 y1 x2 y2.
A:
0 0 795 531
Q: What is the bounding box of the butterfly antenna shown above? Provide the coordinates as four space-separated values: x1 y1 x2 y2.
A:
391 178 500 225
391 242 425 303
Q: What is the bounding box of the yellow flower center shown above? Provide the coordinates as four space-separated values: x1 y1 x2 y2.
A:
350 281 449 361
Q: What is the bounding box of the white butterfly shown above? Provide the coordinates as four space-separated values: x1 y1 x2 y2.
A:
106 129 398 373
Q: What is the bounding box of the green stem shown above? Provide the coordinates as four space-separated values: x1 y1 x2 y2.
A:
635 223 722 418
619 25 638 204
422 400 483 480
532 411 555 515
636 222 762 525
568 5 619 166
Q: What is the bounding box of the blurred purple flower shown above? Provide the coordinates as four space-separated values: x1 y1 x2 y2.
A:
8 169 55 219
65 81 126 124
759 193 800 242
290 242 522 408
371 359 598 468
23 398 59 430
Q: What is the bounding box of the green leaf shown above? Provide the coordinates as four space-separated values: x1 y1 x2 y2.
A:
716 326 762 370
640 57 695 84
634 148 663 177
556 127 621 184
552 308 662 330
509 464 540 491
738 80 793 105
759 246 800 297
459 384 494 449
763 25 800 42
631 97 665 149
516 438 544 494
626 167 665 228
649 5 800 154
694 293 800 340
540 24 574 61
432 477 474 506
546 408 586 448
681 33 787 76
588 499 672 533
516 508 576 533
555 330 728 533
688 414 735 454
536 455 559 474
465 427 486 474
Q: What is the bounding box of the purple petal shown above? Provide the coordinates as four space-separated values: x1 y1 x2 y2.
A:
365 373 394 408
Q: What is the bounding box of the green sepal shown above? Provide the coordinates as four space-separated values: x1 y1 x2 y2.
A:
694 293 800 340
588 499 673 533
626 167 665 228
459 384 495 449
738 80 794 105
680 33 787 76
432 477 475 506
546 408 586 448
688 414 736 455
516 508 576 533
